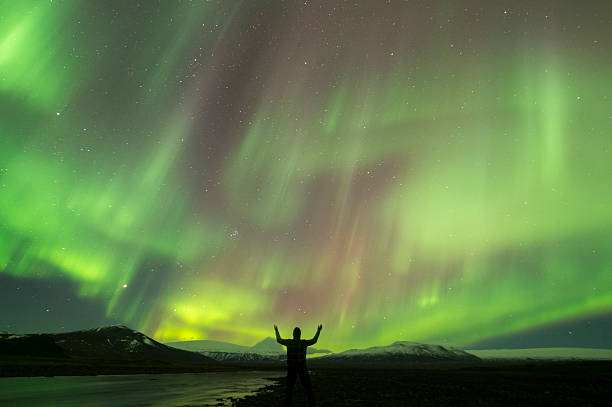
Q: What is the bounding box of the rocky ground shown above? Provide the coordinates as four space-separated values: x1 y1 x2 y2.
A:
231 361 612 406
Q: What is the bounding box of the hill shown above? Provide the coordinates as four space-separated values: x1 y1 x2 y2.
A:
0 325 217 377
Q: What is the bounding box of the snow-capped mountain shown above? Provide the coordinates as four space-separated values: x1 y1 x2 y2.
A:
250 337 285 354
314 341 480 363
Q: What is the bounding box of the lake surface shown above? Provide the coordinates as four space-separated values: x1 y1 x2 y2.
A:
0 371 283 406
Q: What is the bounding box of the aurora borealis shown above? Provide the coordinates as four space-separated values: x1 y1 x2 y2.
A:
1 0 611 351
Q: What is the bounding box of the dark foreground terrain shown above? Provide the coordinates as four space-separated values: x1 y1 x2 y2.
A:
233 361 612 406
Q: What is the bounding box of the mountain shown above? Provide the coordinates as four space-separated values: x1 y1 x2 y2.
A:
166 336 332 362
313 341 480 363
250 337 284 354
1 325 214 364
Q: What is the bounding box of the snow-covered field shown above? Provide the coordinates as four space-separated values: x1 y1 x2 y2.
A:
467 348 612 360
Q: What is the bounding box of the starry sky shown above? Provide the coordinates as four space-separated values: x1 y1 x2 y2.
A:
1 0 611 351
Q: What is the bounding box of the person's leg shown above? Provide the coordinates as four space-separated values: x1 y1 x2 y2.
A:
298 364 315 406
286 364 297 406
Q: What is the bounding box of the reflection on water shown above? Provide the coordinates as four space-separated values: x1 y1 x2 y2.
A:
0 371 282 407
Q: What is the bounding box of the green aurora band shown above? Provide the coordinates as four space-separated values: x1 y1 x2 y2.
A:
1 1 611 350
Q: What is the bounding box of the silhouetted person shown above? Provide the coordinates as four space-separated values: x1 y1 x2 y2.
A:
275 324 322 406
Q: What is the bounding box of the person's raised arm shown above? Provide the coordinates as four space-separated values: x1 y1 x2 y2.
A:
305 324 322 346
274 324 288 345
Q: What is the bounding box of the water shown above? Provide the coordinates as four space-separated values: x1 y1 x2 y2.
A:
0 371 283 407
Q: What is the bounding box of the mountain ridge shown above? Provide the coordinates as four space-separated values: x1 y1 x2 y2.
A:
1 325 214 364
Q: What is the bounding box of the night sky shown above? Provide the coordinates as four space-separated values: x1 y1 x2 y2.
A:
1 0 611 351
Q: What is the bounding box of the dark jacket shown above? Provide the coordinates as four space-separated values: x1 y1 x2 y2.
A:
276 330 320 364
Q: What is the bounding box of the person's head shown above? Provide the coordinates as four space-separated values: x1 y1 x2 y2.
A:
293 327 301 339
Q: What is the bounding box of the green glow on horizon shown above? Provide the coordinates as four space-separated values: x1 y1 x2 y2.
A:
1 2 611 351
